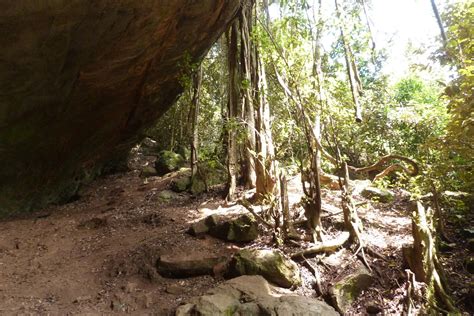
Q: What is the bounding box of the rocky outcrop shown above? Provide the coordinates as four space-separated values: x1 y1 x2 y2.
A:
0 1 241 217
176 275 337 316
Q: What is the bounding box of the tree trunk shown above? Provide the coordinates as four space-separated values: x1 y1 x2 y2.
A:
254 0 279 202
190 65 202 179
430 0 447 45
403 201 457 313
240 2 257 189
225 21 240 202
335 0 363 122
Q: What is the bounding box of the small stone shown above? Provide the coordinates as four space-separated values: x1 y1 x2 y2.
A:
165 284 185 295
158 190 179 201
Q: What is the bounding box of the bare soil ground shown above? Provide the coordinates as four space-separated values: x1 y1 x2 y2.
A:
0 170 471 315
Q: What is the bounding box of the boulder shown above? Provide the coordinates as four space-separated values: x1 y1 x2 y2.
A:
157 252 227 278
209 214 259 242
175 275 337 316
361 186 394 203
171 177 191 193
226 249 301 288
329 267 374 314
190 177 207 195
155 151 185 176
187 215 218 237
0 1 240 218
140 165 158 178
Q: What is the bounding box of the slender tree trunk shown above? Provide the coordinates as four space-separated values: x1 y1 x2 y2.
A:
225 21 240 202
254 0 279 202
335 0 363 122
190 65 202 178
430 0 447 45
240 2 257 189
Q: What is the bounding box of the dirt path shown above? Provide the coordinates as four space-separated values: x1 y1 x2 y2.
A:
0 172 234 314
3 170 464 314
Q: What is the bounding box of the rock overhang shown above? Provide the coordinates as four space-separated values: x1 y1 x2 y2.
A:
0 0 241 217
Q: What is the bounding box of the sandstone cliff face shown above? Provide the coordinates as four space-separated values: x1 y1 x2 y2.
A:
0 1 240 217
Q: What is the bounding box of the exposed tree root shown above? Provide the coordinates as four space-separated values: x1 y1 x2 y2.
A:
403 201 458 313
290 231 350 259
350 154 419 178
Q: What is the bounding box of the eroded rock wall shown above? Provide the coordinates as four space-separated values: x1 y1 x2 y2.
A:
0 1 240 217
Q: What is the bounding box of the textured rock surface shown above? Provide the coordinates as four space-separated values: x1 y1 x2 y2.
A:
157 252 227 278
0 1 240 217
226 249 301 288
209 214 259 242
329 267 374 314
175 275 338 316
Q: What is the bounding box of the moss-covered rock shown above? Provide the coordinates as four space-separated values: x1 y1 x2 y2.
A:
361 186 394 203
226 249 301 288
158 190 180 202
209 214 259 243
330 267 374 314
155 151 184 175
190 177 207 195
171 177 191 192
187 214 218 237
140 165 158 178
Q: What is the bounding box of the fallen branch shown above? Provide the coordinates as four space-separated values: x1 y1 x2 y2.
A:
291 231 350 259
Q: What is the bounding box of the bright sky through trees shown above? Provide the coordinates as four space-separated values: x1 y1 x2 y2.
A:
268 0 452 81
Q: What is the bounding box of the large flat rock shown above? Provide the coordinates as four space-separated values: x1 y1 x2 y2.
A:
176 275 338 316
0 1 240 217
